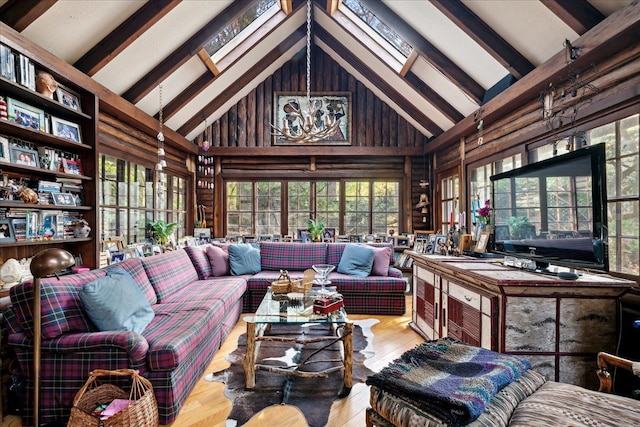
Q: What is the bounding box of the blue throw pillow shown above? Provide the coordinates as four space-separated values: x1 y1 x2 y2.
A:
79 268 155 334
337 244 376 277
228 243 261 275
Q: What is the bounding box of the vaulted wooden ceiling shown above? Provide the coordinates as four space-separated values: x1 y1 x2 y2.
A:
0 0 633 147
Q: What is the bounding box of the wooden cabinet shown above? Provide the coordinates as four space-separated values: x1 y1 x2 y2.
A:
413 260 496 349
0 23 98 268
410 253 637 388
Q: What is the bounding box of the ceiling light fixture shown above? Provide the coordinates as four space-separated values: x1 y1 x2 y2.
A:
271 0 340 143
156 84 165 171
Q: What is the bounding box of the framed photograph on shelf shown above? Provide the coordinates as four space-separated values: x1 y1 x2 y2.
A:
0 135 10 162
51 116 82 143
434 235 448 254
60 158 83 175
0 218 15 243
322 227 335 242
273 92 351 145
475 231 490 253
6 97 46 131
9 145 40 167
51 192 76 206
494 225 510 241
55 84 81 111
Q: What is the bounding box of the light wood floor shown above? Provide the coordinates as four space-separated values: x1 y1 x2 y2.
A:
2 295 423 427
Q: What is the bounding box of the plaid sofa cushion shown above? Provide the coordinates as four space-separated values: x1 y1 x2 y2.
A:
107 258 157 305
144 300 226 371
259 241 328 271
142 249 199 302
327 242 394 268
10 269 106 339
184 244 213 279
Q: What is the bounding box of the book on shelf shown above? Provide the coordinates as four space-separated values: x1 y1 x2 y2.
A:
0 43 16 82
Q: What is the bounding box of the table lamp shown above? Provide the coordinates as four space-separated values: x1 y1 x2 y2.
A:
30 248 75 426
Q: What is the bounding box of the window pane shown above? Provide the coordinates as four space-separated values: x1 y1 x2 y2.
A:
316 181 340 230
372 181 399 234
344 181 370 235
288 182 311 234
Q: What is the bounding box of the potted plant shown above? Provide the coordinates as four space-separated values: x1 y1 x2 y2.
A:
149 219 180 247
508 216 532 239
308 218 325 242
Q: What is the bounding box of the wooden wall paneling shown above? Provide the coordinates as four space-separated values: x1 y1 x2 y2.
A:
390 109 398 147
366 88 374 145
382 103 390 146
220 112 229 147
237 97 247 147
264 75 273 147
282 59 291 92
355 81 366 146
229 104 238 147
256 81 265 147
374 97 382 147
398 115 408 148
247 89 256 147
212 120 220 148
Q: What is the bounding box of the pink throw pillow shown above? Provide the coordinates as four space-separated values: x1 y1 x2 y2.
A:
206 244 229 276
371 246 392 276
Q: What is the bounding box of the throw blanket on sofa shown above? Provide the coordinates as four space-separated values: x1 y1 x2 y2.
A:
366 338 531 426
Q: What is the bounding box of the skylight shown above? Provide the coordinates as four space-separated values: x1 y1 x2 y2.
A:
340 0 412 60
203 0 279 59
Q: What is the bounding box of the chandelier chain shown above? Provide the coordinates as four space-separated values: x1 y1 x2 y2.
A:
306 0 311 101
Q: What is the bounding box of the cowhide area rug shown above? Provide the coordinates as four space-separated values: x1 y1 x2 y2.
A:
205 319 378 427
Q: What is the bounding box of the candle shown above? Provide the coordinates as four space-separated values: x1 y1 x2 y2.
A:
459 212 466 228
471 199 476 223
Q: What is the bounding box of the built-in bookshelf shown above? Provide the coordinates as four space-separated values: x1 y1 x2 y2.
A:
0 23 98 268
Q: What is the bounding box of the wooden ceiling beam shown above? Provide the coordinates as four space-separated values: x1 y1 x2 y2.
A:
425 1 640 155
122 0 259 105
430 0 534 79
208 146 423 156
177 26 307 136
357 0 485 104
0 0 56 32
74 0 180 76
315 25 444 136
541 0 606 35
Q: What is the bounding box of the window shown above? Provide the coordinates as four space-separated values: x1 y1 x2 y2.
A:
440 174 459 233
470 154 522 225
204 0 279 60
225 179 399 236
98 155 187 245
344 181 370 235
590 114 639 275
341 0 412 59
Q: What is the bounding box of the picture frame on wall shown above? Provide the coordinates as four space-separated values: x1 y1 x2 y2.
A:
51 116 82 143
55 84 81 110
6 97 45 131
9 145 40 167
273 92 351 145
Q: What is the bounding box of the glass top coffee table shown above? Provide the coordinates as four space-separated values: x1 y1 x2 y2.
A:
243 288 354 397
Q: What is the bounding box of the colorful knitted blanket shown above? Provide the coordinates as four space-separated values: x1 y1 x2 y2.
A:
366 338 531 426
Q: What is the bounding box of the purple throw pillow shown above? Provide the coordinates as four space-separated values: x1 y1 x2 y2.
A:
371 246 392 276
206 244 230 276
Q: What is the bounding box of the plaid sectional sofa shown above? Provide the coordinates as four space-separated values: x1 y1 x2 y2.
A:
5 241 405 426
5 249 246 426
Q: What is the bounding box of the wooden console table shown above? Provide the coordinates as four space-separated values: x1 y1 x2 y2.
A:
409 253 637 389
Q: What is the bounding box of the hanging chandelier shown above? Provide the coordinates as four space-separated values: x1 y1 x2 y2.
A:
271 0 340 143
156 84 166 171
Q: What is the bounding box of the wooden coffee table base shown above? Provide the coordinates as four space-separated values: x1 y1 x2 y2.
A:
243 320 354 396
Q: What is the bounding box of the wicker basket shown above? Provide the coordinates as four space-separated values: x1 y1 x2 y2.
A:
67 369 158 427
290 268 315 293
271 269 292 294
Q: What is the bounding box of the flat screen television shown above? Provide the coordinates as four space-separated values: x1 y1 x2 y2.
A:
490 143 608 272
